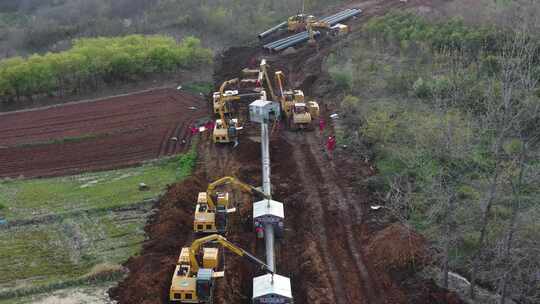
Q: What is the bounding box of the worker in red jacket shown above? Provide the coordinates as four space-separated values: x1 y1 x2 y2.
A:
190 125 198 136
326 135 336 159
319 118 326 133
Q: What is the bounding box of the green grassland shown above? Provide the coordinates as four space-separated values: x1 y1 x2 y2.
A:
0 149 196 301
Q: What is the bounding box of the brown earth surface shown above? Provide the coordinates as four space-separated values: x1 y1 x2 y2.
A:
0 88 207 178
110 0 466 303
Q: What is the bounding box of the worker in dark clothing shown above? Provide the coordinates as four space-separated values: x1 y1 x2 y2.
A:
205 120 215 138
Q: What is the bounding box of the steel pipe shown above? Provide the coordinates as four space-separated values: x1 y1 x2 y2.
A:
261 122 271 196
258 22 287 39
325 10 361 25
272 33 309 51
264 223 275 272
321 9 354 23
263 31 307 49
322 9 361 24
273 31 319 52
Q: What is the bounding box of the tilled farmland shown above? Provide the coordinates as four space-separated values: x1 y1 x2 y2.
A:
0 89 206 178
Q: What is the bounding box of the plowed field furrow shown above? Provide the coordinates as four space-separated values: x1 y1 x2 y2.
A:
0 89 206 178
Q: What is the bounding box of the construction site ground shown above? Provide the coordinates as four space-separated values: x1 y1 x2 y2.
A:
109 2 465 303
0 89 206 179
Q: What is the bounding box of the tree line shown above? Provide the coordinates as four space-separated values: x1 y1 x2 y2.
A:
328 9 540 304
0 35 212 102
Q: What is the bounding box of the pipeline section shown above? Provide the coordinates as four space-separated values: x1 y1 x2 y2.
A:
260 122 275 271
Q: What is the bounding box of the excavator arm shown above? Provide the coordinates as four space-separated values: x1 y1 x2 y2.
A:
189 234 273 274
219 78 239 95
259 59 278 102
207 176 270 209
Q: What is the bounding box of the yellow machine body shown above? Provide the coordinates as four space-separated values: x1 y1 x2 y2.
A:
194 203 217 233
212 119 239 144
292 103 312 126
203 248 219 269
170 248 198 302
287 14 307 32
170 234 272 303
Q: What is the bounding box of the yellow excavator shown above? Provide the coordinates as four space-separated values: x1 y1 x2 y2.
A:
213 78 267 145
305 15 349 45
212 78 239 115
170 234 272 303
194 176 270 234
213 78 267 116
213 95 241 145
274 70 319 130
258 59 319 130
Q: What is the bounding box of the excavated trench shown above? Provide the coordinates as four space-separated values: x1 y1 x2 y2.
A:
110 1 467 303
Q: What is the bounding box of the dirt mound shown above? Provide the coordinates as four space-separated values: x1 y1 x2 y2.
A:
367 223 429 272
109 175 205 304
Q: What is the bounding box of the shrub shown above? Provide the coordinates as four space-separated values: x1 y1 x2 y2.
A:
0 35 213 101
413 77 432 99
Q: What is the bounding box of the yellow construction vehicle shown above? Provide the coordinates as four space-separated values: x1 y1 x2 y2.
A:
213 90 241 145
194 176 270 233
287 14 308 32
170 234 272 303
212 78 239 115
213 79 267 116
275 70 319 130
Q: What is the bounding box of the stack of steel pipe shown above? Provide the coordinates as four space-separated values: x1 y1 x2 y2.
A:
263 31 320 52
321 8 362 26
262 8 362 52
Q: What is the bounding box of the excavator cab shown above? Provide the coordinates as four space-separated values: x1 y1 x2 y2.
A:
213 119 240 144
292 103 312 126
287 14 307 32
194 192 229 233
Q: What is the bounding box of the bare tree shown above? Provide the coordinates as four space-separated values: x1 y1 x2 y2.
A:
469 20 539 299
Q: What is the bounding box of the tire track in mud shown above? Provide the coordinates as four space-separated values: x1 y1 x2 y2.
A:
303 133 382 304
282 131 377 304
283 134 348 304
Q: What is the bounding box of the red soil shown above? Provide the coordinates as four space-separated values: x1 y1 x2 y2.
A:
0 89 206 178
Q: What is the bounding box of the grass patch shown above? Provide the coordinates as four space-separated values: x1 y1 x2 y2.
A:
0 147 196 298
181 81 213 95
0 150 196 221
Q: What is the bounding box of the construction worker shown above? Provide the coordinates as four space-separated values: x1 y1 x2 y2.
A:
205 120 215 138
326 135 336 159
319 118 326 133
190 124 198 137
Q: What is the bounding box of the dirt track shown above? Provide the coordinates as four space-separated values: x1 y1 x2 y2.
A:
110 1 465 303
0 89 206 178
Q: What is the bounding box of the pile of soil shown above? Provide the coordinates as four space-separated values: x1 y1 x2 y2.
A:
109 175 205 304
366 223 429 272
